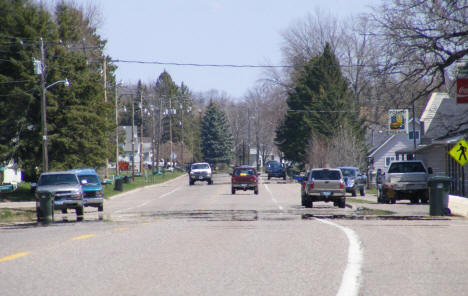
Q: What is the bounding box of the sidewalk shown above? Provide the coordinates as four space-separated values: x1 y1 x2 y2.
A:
347 193 468 218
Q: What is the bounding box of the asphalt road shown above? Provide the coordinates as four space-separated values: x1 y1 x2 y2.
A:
1 173 468 296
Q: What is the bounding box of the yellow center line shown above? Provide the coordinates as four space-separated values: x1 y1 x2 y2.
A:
114 227 129 231
72 234 96 241
0 252 30 263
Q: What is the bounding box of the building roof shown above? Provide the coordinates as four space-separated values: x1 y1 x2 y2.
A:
420 92 468 139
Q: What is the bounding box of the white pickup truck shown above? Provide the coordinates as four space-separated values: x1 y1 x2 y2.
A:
378 160 433 204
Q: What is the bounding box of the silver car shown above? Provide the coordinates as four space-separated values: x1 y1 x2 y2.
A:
35 171 85 221
300 168 346 208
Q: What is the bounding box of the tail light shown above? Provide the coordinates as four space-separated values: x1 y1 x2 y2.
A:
340 180 345 189
302 183 306 190
252 176 257 182
308 182 314 190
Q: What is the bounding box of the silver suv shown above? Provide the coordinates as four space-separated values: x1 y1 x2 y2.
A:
35 171 85 221
189 163 213 185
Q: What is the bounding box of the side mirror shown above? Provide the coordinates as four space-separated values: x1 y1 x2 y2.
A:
428 167 433 174
229 173 232 176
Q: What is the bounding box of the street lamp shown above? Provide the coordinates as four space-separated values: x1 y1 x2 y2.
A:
41 78 70 172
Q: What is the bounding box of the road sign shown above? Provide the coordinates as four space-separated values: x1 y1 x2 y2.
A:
388 109 408 134
449 139 468 166
456 78 468 103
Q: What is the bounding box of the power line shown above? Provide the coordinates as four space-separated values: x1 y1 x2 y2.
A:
112 59 294 69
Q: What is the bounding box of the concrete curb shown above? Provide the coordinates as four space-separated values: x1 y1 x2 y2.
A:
448 195 468 217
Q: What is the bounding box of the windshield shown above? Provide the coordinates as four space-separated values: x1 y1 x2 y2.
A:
191 164 210 170
340 168 357 177
38 174 79 186
78 175 100 186
388 162 426 173
234 168 256 176
267 162 281 168
311 170 341 180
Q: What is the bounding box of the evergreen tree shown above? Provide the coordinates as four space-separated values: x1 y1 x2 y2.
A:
0 0 56 181
200 101 233 165
0 1 115 180
276 43 363 164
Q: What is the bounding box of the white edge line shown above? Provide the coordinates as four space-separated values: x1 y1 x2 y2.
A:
316 218 362 296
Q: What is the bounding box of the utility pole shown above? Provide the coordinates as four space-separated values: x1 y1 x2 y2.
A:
151 104 156 172
40 37 48 172
115 84 119 176
169 96 173 168
180 101 184 166
103 58 109 177
140 92 144 174
131 96 135 180
247 108 251 166
156 97 163 172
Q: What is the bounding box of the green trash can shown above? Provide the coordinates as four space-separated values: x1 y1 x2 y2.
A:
37 192 54 224
427 176 452 216
114 178 123 191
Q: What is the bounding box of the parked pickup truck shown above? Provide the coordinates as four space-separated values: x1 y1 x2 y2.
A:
378 160 432 204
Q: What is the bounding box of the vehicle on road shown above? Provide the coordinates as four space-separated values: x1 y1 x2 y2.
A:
378 160 432 204
265 160 286 180
339 166 366 196
189 162 213 185
231 166 259 195
300 168 346 208
35 171 85 221
69 168 104 212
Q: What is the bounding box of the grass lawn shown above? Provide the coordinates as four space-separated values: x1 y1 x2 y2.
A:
0 171 186 203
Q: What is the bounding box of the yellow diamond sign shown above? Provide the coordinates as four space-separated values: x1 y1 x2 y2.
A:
449 139 468 166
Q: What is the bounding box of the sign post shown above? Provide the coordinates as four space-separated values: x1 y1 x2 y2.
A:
449 139 468 197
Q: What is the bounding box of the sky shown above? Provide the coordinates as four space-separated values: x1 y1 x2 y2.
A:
77 0 376 98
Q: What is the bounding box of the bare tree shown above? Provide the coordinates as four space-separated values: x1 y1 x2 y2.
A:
369 0 468 103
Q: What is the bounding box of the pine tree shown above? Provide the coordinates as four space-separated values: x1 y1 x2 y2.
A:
276 43 363 164
200 101 233 165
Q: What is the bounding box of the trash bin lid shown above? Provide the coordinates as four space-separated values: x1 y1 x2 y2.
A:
428 176 453 185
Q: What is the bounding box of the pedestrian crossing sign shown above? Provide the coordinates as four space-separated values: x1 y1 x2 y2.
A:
449 139 468 166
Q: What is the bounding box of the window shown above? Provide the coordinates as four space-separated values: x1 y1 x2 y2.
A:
385 156 395 167
409 131 420 140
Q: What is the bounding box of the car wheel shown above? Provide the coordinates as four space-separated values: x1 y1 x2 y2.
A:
98 204 104 212
36 207 43 222
76 206 84 221
208 179 213 185
189 180 194 186
268 175 271 180
62 209 68 214
283 174 286 180
359 187 365 196
352 189 357 197
254 188 259 195
304 197 313 208
338 198 346 208
232 188 236 194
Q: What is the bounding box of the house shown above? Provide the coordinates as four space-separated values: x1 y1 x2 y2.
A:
0 160 22 191
367 119 422 185
413 92 468 196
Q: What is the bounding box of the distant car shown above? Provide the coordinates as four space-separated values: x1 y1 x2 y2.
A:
300 168 346 208
339 167 366 197
69 168 104 212
231 166 259 195
35 171 85 221
265 161 286 180
189 162 213 185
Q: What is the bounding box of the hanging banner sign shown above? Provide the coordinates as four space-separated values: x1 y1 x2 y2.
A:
388 109 408 134
457 78 468 103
